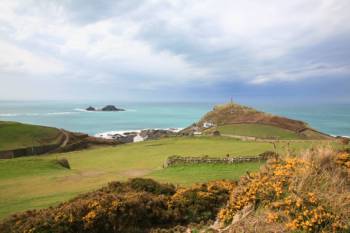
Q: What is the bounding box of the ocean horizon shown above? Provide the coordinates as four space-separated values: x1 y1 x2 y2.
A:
0 101 349 137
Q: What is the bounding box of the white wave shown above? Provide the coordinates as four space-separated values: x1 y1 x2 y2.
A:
164 127 183 133
46 112 77 115
0 113 18 117
0 111 78 117
74 108 89 112
331 134 350 138
95 127 183 139
95 129 142 138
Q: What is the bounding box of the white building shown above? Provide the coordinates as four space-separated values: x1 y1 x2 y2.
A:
203 122 215 128
133 134 145 142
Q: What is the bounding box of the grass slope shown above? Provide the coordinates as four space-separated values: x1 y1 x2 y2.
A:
217 123 302 139
0 121 61 150
147 162 264 185
198 103 308 132
0 136 338 219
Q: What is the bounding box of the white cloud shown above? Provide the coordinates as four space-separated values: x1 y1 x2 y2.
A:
250 64 350 84
0 0 350 100
0 40 64 75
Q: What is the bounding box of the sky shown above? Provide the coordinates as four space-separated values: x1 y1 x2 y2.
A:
0 0 350 102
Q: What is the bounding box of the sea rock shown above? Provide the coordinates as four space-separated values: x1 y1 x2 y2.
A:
101 105 125 111
86 106 96 111
139 129 176 140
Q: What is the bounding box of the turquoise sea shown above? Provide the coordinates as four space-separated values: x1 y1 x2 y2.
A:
0 101 349 137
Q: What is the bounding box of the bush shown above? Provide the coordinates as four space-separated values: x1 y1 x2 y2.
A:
56 158 70 169
340 137 350 145
212 130 221 136
218 147 350 232
169 181 235 224
0 178 235 233
127 178 176 195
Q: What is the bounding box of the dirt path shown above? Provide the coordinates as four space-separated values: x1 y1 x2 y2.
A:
59 129 70 148
120 169 152 178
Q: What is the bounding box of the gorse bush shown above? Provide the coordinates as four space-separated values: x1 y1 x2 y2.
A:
126 177 176 195
0 178 234 233
217 147 350 233
169 181 235 224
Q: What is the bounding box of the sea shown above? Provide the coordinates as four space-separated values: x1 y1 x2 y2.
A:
0 101 349 137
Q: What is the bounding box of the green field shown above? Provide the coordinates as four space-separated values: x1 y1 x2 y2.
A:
217 123 302 139
0 136 337 219
147 162 264 185
0 121 61 150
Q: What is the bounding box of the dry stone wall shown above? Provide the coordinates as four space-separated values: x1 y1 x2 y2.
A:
0 144 61 159
164 151 276 167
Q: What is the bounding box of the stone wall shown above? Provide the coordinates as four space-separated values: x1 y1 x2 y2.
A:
0 144 61 159
164 151 276 167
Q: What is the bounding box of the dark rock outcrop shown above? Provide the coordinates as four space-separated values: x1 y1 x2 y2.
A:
140 129 176 140
85 105 125 112
101 105 125 111
86 106 95 111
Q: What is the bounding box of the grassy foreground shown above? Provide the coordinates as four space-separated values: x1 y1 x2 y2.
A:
1 147 348 233
0 136 338 219
0 121 61 150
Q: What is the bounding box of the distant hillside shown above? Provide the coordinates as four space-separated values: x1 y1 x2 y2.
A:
0 121 120 158
0 121 62 151
184 103 333 140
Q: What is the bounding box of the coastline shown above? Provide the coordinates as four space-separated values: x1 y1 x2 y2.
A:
95 128 183 142
0 102 349 137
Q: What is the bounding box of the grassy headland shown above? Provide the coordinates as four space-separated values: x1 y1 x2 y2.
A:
186 103 333 140
0 121 61 150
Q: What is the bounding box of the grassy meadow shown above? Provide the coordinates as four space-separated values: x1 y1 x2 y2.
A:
0 121 61 150
147 162 264 185
216 123 302 139
0 136 340 219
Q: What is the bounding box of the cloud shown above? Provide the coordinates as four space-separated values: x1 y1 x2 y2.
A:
0 0 349 100
250 64 350 84
0 40 64 75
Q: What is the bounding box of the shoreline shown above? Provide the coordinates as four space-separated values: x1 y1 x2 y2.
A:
94 128 183 142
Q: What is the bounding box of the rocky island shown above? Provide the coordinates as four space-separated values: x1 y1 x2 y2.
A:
86 106 95 111
86 105 125 112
